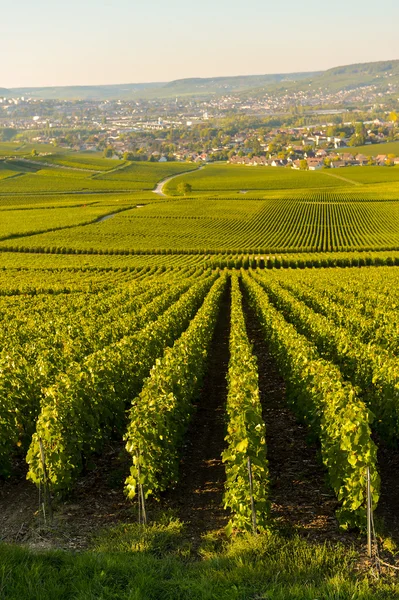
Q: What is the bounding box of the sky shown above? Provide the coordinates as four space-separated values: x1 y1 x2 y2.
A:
1 0 399 88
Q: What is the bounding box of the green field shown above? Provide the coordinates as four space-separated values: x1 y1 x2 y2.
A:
164 163 346 193
0 204 129 240
0 169 20 181
337 141 399 157
30 152 126 171
0 141 60 157
5 196 399 253
332 165 399 185
94 160 198 183
0 159 198 195
0 151 399 253
3 146 399 599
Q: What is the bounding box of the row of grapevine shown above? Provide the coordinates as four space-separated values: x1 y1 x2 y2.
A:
124 274 227 501
4 194 399 255
222 274 269 532
3 243 399 273
255 274 399 444
0 276 199 476
241 271 379 528
280 276 399 353
26 273 218 493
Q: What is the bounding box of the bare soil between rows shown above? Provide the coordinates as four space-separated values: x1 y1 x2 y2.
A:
2 283 399 555
241 290 354 545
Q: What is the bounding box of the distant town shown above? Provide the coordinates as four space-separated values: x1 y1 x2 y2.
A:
1 81 398 169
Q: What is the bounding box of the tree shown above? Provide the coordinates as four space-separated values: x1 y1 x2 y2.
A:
299 159 308 170
103 147 113 158
0 127 16 142
177 182 192 196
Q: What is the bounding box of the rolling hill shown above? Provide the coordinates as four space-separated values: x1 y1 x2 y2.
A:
2 59 398 101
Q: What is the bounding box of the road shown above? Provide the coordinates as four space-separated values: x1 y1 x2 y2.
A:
153 165 203 197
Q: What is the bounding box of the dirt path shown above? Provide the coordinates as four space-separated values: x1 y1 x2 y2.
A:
0 445 135 550
241 288 350 543
153 165 203 197
162 282 231 538
320 169 362 186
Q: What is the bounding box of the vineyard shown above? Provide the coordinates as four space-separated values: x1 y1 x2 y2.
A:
3 150 399 598
4 196 399 254
164 163 399 193
1 265 399 529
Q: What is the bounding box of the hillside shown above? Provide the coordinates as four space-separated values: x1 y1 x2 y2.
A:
241 59 399 98
7 82 164 101
2 59 398 101
4 72 318 101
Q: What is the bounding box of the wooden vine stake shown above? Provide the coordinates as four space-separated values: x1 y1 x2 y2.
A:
136 452 147 525
247 456 257 535
367 466 372 559
38 438 53 524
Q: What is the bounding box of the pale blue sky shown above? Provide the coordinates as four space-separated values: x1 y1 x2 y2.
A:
1 0 398 87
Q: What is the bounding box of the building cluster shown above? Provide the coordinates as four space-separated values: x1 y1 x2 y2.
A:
1 94 398 168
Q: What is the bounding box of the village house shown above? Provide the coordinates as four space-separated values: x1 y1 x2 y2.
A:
340 153 356 164
355 154 369 166
307 158 324 170
250 156 267 166
375 154 388 166
194 153 209 163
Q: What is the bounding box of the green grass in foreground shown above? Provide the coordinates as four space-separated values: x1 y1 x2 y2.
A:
1 518 396 600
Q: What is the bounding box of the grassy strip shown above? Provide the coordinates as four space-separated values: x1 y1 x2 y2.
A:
0 521 396 599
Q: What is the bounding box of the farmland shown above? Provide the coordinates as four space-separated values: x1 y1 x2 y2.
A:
3 149 399 598
5 196 399 254
337 141 399 157
30 152 127 171
164 163 347 193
